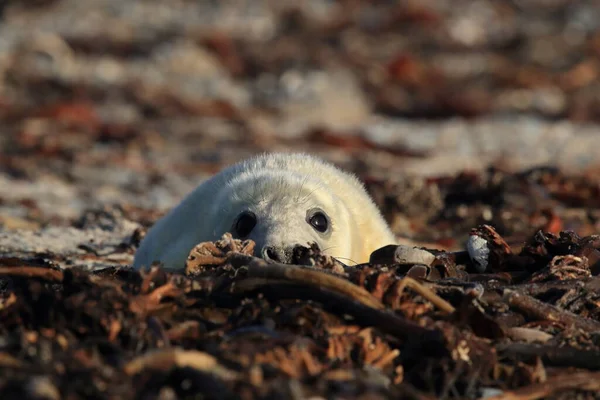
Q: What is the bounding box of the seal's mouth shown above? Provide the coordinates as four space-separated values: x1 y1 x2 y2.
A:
290 242 349 273
258 242 349 271
291 242 344 267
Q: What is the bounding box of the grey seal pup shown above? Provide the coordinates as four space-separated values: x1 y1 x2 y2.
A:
133 153 397 270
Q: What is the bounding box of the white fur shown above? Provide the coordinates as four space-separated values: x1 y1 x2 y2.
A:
133 153 397 270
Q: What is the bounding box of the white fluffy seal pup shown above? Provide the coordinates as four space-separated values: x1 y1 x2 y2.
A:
133 153 397 271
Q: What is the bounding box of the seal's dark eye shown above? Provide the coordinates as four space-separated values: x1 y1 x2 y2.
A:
235 212 256 237
309 211 328 233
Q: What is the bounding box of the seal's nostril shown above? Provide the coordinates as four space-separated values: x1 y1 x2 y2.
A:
262 246 281 262
266 248 277 260
296 243 319 252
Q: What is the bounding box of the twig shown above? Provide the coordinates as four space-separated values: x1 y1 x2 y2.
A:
124 348 238 380
497 342 600 370
504 327 553 344
129 281 182 315
512 279 586 297
166 321 203 342
146 316 171 348
0 266 64 282
393 276 456 315
228 254 384 310
0 352 26 368
397 383 439 400
231 278 444 342
227 254 446 342
503 289 600 332
484 371 600 400
372 349 400 370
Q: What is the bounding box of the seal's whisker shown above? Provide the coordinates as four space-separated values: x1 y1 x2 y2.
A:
320 245 338 252
295 175 309 203
300 186 321 204
331 256 358 265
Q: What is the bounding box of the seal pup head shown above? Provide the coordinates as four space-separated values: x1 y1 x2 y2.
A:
213 169 353 264
133 153 397 270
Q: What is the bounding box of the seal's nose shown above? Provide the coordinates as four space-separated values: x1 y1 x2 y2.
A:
261 246 289 263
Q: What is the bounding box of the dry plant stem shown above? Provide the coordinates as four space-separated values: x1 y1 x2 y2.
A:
124 348 238 380
0 266 64 282
397 384 439 400
394 276 456 315
232 278 441 340
512 279 587 297
229 253 384 310
498 343 600 370
372 349 400 369
129 281 182 315
504 327 553 344
228 254 446 340
147 316 171 348
484 371 600 400
0 352 25 368
503 289 600 331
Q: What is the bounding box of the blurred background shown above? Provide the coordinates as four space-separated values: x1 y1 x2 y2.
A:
2 0 600 256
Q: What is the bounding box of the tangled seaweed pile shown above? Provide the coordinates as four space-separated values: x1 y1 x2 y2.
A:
2 227 600 399
2 1 600 398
